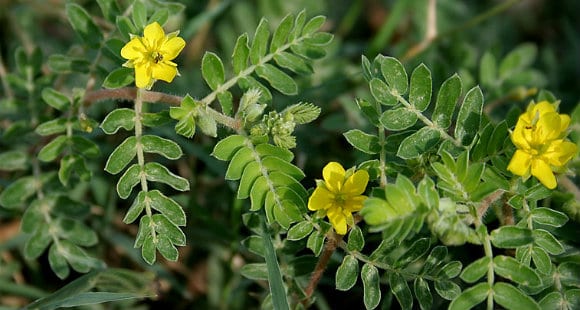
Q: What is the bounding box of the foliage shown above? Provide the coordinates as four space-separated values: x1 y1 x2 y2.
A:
1 0 579 309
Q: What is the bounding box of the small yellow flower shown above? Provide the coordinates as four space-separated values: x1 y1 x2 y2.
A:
120 22 186 89
308 162 369 235
507 101 577 189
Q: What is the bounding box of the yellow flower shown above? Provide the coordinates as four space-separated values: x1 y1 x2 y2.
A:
120 22 186 89
308 162 369 235
507 101 577 189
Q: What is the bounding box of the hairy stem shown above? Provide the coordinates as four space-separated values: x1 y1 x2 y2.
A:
84 87 241 130
302 231 340 307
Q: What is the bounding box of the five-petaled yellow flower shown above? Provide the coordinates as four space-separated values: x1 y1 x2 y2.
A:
507 101 577 189
121 22 186 89
308 162 369 235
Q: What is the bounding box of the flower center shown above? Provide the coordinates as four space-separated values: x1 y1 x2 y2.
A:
151 51 163 63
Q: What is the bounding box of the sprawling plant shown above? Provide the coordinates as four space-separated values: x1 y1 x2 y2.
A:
0 1 579 309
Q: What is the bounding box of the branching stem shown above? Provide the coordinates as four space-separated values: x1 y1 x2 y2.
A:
302 231 340 307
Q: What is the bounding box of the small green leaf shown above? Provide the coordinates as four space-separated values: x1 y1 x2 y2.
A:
156 235 178 261
525 184 552 201
434 280 461 301
531 208 568 227
274 52 312 75
441 261 463 279
141 135 182 160
302 15 326 35
141 235 156 265
370 78 397 105
250 18 270 65
304 32 333 46
395 238 430 268
49 243 70 279
38 135 68 162
201 52 225 91
240 263 268 280
531 246 552 275
414 278 432 310
380 107 418 131
343 129 380 154
42 88 70 110
455 86 483 145
448 282 489 310
493 282 540 310
105 136 137 175
102 67 134 89
48 54 90 73
144 162 189 191
59 155 91 185
287 221 313 241
36 118 68 136
397 127 440 159
148 190 186 226
71 136 100 158
336 255 358 291
116 164 141 199
57 218 98 247
306 231 325 256
225 147 253 180
0 150 27 171
217 91 233 116
123 191 146 224
131 0 147 30
362 263 381 310
409 64 432 111
242 236 265 257
270 14 293 52
493 255 541 287
432 74 462 129
100 108 135 134
347 226 365 252
24 225 52 259
232 33 250 75
479 51 497 87
379 56 408 95
421 246 447 275
250 177 268 211
499 43 537 79
460 256 491 283
389 272 413 309
491 226 533 248
212 135 247 161
255 64 297 95
153 214 185 246
66 3 103 48
559 262 580 287
533 229 564 255
116 16 136 41
148 8 169 26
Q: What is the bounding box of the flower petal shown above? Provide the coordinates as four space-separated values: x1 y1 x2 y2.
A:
161 37 186 60
308 187 334 211
143 22 165 47
507 150 532 176
323 162 345 193
151 62 178 83
531 158 557 189
134 64 152 89
327 207 347 235
121 38 146 60
342 169 369 195
344 195 367 212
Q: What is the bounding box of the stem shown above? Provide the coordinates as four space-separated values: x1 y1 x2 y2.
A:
483 232 494 310
402 0 520 61
302 232 340 307
394 94 463 147
378 126 388 187
0 52 14 100
134 88 157 241
83 88 241 130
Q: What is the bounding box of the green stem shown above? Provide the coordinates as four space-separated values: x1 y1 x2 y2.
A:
482 231 494 310
395 94 463 147
378 126 388 187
